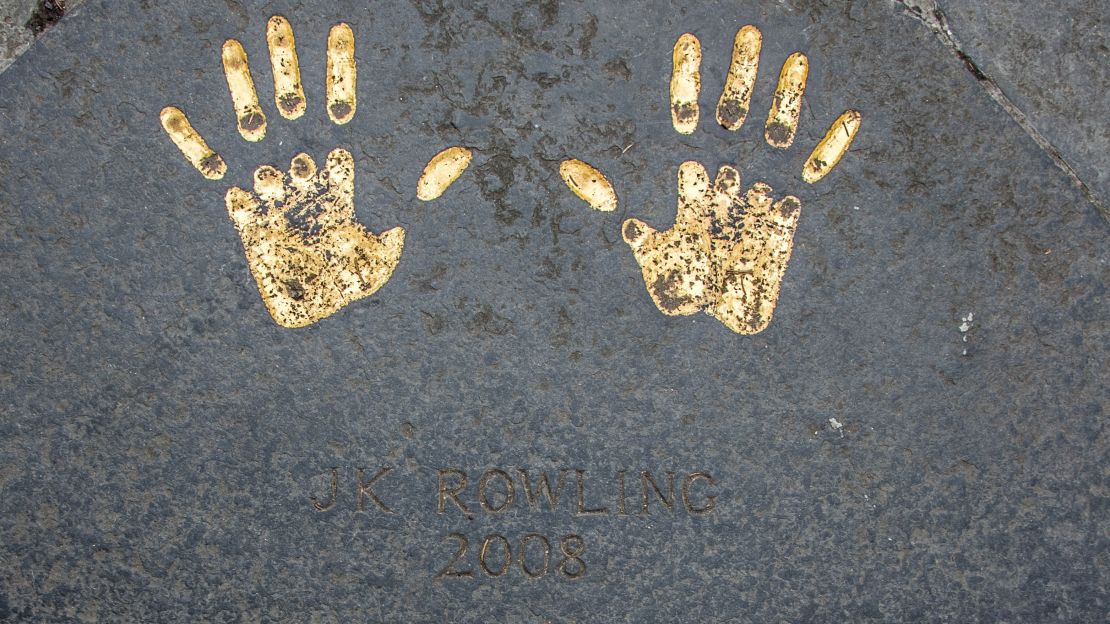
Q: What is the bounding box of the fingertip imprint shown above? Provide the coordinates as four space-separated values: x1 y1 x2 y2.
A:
717 166 740 185
198 154 227 180
222 39 267 142
326 22 357 125
290 153 317 180
777 196 801 217
764 52 808 149
713 165 742 200
677 160 710 196
323 148 356 189
622 219 642 244
159 106 226 180
670 33 702 135
329 102 353 123
559 159 617 212
802 109 861 183
266 15 306 120
417 146 472 201
253 165 285 202
717 24 761 131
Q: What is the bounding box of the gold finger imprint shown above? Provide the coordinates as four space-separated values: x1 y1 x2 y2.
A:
803 110 862 183
266 15 306 120
670 33 702 135
159 107 226 180
716 25 761 131
326 23 357 124
221 39 267 142
764 52 809 149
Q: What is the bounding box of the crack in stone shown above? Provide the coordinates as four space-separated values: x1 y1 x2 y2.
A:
894 0 1109 222
25 1 66 36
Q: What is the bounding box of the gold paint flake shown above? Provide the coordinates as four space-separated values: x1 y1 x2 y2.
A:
622 161 801 334
803 109 862 183
221 39 267 142
326 23 357 125
417 146 472 201
266 15 306 120
560 159 617 212
716 25 761 131
225 149 405 328
764 52 808 149
159 106 226 180
670 33 702 135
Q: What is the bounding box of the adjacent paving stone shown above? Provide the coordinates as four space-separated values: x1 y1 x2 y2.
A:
0 0 38 72
0 0 1106 621
0 1 81 73
939 0 1110 207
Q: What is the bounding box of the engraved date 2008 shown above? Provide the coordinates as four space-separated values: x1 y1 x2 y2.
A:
437 532 587 580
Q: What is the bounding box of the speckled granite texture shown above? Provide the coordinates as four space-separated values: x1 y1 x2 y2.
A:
0 0 1106 621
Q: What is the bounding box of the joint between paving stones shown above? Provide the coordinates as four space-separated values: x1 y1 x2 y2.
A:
894 0 1109 223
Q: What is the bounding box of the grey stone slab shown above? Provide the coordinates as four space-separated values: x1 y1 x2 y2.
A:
0 1 83 73
936 0 1110 209
0 0 1106 622
0 0 38 72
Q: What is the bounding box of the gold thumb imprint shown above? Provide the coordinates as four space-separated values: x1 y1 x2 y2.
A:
417 147 473 201
560 159 618 212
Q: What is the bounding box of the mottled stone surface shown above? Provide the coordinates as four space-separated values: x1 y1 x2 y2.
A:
0 0 38 72
0 0 1106 621
0 1 83 72
940 0 1110 207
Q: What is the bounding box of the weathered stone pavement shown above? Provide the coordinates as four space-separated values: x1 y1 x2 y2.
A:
0 1 1106 621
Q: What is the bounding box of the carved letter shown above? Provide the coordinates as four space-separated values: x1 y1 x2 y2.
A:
640 470 675 514
682 472 717 515
356 466 393 513
478 469 515 513
616 470 627 515
311 467 338 512
437 468 469 514
575 469 608 516
517 468 569 512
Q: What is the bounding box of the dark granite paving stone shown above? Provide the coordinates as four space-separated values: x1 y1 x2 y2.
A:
937 0 1110 210
0 0 1106 622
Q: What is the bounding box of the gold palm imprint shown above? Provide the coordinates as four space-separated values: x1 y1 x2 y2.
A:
562 25 861 334
622 162 801 334
160 16 472 328
225 149 404 328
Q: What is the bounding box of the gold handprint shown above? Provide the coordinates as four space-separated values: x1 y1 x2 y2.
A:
563 25 861 334
160 15 470 328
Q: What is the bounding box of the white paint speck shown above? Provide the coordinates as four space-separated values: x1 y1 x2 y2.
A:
959 312 974 356
829 417 843 430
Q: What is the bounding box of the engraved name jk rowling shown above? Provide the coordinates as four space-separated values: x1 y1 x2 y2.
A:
309 467 719 516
